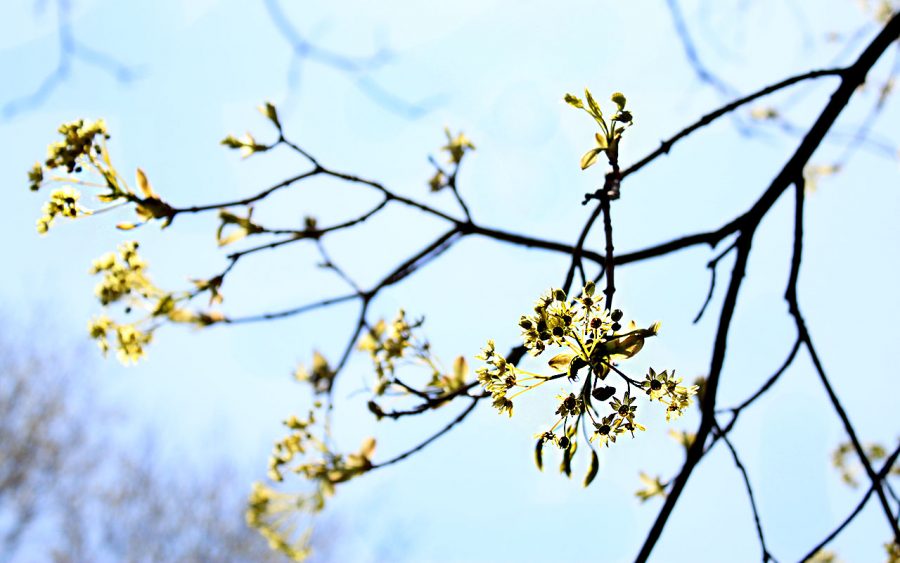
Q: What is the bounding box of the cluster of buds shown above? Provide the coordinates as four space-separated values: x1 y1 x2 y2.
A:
564 89 633 170
478 283 696 486
427 128 475 192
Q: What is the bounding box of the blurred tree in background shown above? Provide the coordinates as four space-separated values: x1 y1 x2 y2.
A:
0 330 295 562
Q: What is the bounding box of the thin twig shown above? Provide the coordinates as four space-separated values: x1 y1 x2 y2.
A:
563 203 603 294
619 67 846 182
797 443 900 562
692 238 738 324
224 293 357 324
713 419 776 563
371 398 480 469
786 177 900 540
599 191 616 308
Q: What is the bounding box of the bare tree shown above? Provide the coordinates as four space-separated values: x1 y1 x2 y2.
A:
0 329 291 562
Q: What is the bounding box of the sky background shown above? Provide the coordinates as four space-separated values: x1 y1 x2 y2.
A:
2 0 899 561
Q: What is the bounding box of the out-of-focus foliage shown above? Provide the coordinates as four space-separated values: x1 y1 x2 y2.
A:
0 329 287 562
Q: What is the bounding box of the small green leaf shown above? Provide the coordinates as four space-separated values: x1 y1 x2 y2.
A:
636 473 668 502
535 438 544 472
601 326 659 360
580 148 604 170
584 450 599 487
594 132 608 149
359 437 376 460
564 93 584 108
560 442 573 477
217 227 247 247
585 88 602 119
453 355 467 381
220 135 243 149
548 352 575 372
135 168 157 199
258 101 281 128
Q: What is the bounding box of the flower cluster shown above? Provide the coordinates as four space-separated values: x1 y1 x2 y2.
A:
250 404 377 561
87 241 225 364
886 541 900 563
85 242 159 364
245 483 312 561
36 187 91 234
427 128 475 192
87 314 153 365
43 119 109 175
293 351 336 394
358 311 416 391
30 120 175 234
832 441 899 488
31 120 110 233
478 283 695 485
640 367 698 421
442 129 475 165
476 340 516 416
253 311 467 562
29 122 233 367
564 89 633 170
357 311 471 420
267 408 376 487
91 241 156 306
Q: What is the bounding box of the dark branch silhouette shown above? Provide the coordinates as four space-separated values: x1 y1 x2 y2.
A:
3 0 139 119
636 13 900 560
262 0 438 118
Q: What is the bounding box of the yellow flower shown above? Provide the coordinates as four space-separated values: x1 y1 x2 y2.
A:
441 128 475 164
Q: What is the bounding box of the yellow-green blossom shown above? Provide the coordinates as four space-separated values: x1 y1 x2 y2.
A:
635 472 668 502
564 89 633 169
441 128 475 164
36 187 91 234
478 282 687 483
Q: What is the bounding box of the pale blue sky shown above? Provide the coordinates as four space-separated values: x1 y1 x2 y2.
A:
2 1 899 561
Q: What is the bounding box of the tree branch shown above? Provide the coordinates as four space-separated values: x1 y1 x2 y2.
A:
713 419 777 563
635 13 900 560
371 398 480 469
797 442 900 562
619 68 846 181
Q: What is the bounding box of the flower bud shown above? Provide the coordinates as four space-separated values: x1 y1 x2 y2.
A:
592 385 616 401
